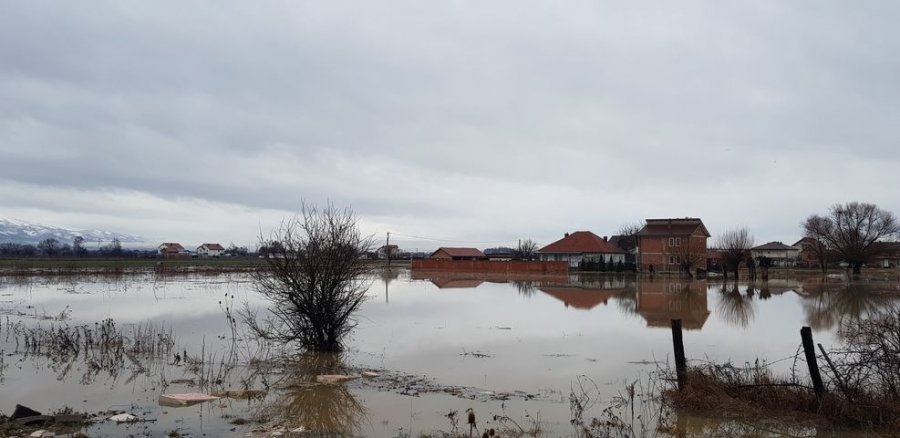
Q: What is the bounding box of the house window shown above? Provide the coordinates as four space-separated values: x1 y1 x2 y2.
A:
668 237 682 247
669 255 681 265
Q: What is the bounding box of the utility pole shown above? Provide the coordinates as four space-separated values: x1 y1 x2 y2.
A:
386 231 391 269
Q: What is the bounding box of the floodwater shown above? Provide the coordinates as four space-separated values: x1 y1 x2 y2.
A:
0 270 898 437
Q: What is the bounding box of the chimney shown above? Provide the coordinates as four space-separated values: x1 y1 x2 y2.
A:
564 232 569 238
603 236 608 242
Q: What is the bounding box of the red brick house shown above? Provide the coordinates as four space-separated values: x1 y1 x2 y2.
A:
637 218 710 274
871 242 900 268
537 231 625 268
158 242 185 258
430 247 488 260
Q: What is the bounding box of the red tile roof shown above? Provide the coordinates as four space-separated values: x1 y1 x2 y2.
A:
160 242 184 253
538 231 623 254
751 241 798 251
203 243 225 250
432 247 487 258
539 286 623 310
638 218 710 237
431 278 485 289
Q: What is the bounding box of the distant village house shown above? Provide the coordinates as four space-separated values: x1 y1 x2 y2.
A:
483 247 516 261
637 218 710 274
537 231 625 268
196 243 225 258
430 247 488 260
378 244 400 260
871 242 900 268
750 241 800 267
158 242 185 258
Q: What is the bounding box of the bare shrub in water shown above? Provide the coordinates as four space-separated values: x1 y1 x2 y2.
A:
833 304 900 401
244 203 374 352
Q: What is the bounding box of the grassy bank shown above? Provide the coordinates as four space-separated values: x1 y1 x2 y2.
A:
0 257 409 275
0 257 267 276
663 304 900 435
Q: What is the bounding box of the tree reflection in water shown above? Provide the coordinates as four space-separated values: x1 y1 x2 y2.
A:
262 352 367 436
715 283 756 328
801 281 900 332
511 280 538 296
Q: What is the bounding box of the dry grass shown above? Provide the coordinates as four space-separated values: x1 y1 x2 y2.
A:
664 318 900 435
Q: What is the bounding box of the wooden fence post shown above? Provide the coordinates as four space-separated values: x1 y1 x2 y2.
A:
800 326 824 396
671 319 687 390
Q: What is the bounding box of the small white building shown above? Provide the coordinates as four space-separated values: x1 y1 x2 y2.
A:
197 243 225 258
751 242 801 267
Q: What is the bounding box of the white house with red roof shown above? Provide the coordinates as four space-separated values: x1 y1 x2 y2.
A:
537 231 625 268
197 243 225 257
750 241 800 267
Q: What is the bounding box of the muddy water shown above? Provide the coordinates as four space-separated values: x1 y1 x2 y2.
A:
0 271 897 437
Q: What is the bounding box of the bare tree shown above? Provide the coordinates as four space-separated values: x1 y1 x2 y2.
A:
243 203 374 352
805 202 900 275
73 236 87 257
515 239 539 260
616 222 643 254
715 228 755 281
801 215 834 275
37 238 61 257
671 237 706 278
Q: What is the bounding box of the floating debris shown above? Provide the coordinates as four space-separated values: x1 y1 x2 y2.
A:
159 392 220 407
108 413 138 423
459 350 494 358
212 389 268 399
316 374 359 384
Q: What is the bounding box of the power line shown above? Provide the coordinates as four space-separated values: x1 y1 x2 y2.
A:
386 231 520 245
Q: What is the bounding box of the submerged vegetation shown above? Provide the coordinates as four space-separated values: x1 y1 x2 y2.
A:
1 269 899 436
244 203 374 352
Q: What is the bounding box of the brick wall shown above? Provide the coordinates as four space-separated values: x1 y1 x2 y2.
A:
411 259 568 274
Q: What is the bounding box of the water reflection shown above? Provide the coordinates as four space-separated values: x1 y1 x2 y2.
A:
801 281 900 331
635 279 710 330
408 273 716 328
714 283 756 329
511 279 538 296
402 273 900 332
263 353 366 436
671 414 819 438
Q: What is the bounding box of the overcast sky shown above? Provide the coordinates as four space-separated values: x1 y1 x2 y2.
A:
1 1 899 250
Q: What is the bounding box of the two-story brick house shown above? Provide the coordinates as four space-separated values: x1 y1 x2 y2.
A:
636 218 710 275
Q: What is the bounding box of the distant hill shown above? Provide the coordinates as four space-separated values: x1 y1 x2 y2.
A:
0 216 145 245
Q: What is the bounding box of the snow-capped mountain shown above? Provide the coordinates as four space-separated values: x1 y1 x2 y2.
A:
0 216 145 245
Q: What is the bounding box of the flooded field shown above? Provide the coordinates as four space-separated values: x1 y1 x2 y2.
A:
1 270 898 437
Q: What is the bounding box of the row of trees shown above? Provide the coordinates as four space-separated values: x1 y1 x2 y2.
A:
0 237 124 257
711 202 898 278
1 239 252 258
802 202 898 274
